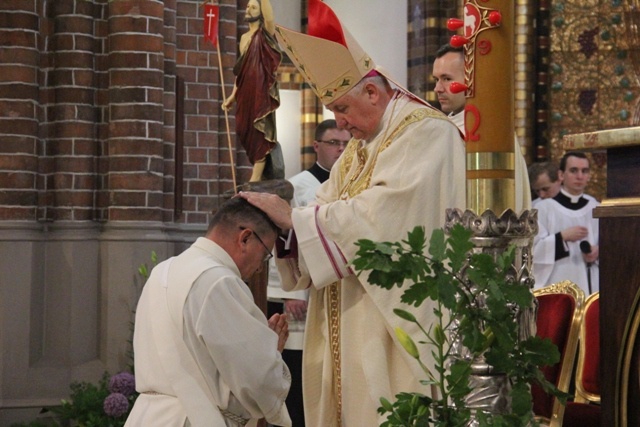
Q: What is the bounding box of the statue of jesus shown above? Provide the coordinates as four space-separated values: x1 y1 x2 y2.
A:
222 0 284 182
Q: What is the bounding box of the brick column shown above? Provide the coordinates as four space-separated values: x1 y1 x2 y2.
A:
162 0 178 223
408 0 462 105
46 1 99 221
107 0 166 222
0 1 40 221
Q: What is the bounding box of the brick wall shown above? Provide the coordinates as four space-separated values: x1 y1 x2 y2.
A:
407 0 460 104
0 0 248 225
0 0 41 221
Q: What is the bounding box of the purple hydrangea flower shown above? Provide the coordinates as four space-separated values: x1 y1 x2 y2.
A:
109 372 136 396
103 392 130 418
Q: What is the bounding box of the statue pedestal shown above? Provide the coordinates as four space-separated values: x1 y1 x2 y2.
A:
564 128 640 427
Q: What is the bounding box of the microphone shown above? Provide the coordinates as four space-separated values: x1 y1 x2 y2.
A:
580 241 592 267
579 241 591 254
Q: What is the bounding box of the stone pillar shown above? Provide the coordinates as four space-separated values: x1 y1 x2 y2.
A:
300 85 320 170
409 0 461 105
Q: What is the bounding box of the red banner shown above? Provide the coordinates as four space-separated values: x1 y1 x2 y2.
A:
204 4 219 47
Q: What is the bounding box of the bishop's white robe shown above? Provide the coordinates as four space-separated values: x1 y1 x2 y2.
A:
533 191 600 294
276 93 466 426
126 237 291 427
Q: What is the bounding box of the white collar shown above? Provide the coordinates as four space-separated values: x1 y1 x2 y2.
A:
449 111 464 133
315 162 330 172
560 187 583 203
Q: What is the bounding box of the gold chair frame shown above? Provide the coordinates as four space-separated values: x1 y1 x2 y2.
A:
533 280 586 427
574 291 601 405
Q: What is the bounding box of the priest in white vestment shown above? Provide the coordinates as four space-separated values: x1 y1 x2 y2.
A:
433 43 532 212
240 1 467 425
125 198 291 427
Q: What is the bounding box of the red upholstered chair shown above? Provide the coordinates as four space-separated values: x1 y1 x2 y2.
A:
562 292 601 427
532 281 585 427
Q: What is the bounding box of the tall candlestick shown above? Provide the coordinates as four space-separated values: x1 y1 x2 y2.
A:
458 0 515 214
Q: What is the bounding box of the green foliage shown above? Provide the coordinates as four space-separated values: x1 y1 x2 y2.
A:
353 225 567 427
137 251 157 281
128 251 158 370
44 372 131 427
10 421 57 427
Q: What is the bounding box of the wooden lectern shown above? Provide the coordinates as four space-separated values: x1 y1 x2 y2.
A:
564 127 640 427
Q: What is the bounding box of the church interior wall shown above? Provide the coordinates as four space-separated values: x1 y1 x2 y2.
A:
1 0 639 424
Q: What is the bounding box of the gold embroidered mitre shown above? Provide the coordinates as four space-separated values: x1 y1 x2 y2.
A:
274 0 375 105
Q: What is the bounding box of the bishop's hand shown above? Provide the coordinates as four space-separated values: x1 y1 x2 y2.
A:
238 191 293 231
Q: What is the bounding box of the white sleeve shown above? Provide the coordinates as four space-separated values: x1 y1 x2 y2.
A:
185 271 292 426
533 204 558 287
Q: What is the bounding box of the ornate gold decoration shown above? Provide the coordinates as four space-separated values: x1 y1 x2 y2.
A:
533 280 586 426
327 282 342 422
466 152 516 171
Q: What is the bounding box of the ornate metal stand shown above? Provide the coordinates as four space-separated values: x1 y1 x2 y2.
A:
445 208 538 425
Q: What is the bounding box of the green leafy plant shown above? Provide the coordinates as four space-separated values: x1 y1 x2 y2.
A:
48 372 137 427
352 224 569 427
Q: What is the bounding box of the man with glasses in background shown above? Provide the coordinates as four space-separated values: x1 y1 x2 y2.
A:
290 119 351 208
267 119 351 426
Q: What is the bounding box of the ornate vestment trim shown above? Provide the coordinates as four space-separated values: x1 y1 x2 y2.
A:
338 108 446 198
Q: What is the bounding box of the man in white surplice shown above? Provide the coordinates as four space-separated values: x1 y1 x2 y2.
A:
533 151 600 295
433 43 531 212
239 2 466 425
125 198 291 427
